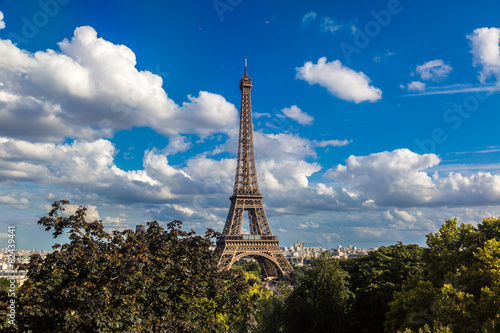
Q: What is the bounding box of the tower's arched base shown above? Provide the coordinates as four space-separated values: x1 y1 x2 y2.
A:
216 235 293 279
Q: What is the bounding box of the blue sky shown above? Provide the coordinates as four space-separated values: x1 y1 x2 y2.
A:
1 0 500 250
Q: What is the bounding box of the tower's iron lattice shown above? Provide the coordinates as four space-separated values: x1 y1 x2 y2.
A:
216 59 293 279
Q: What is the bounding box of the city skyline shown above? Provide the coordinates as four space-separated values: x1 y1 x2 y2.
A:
1 0 500 250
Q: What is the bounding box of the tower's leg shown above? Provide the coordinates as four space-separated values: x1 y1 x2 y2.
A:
257 257 278 280
217 251 236 271
273 252 294 278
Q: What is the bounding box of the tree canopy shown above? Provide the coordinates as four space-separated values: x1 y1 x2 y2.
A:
0 200 265 332
2 201 500 333
283 255 354 333
341 243 424 333
386 218 500 333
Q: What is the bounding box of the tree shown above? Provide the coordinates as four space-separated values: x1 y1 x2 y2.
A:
0 200 261 332
288 265 311 287
256 244 424 333
282 255 354 333
386 218 500 333
231 260 262 277
341 243 424 333
0 278 13 293
254 281 293 333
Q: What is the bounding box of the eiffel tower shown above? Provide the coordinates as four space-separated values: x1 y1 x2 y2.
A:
216 59 294 279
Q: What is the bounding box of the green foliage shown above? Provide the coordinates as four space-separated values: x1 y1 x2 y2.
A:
3 204 499 332
288 265 311 287
0 200 260 332
399 324 453 333
254 281 293 333
282 255 354 333
341 243 424 333
256 244 424 333
0 278 11 293
386 217 500 333
231 260 262 277
386 278 439 332
216 271 272 332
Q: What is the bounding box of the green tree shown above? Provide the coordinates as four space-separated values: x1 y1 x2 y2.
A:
386 217 500 333
341 243 424 333
283 256 354 333
0 200 261 332
254 281 293 333
231 260 262 277
399 324 453 333
0 278 12 293
288 265 311 287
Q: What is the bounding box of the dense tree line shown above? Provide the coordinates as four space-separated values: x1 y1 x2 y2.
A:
386 218 500 332
1 200 499 332
255 244 424 333
255 217 500 333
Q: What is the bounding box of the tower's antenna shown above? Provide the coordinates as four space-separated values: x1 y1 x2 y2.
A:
244 57 247 75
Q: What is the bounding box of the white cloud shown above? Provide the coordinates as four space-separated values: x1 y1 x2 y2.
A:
406 81 426 92
402 84 495 96
103 214 129 231
281 105 314 125
259 159 321 192
0 195 29 209
416 59 452 82
374 51 395 63
0 137 190 203
325 149 441 206
325 148 500 208
254 132 317 160
312 139 351 148
298 221 320 229
321 17 341 33
301 11 317 28
254 112 271 118
184 157 234 185
0 11 5 30
468 27 500 85
296 57 382 103
439 171 500 206
164 136 192 155
392 209 417 223
0 26 238 142
64 205 101 222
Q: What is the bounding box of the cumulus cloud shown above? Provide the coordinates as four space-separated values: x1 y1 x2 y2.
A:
326 149 442 206
468 27 500 85
259 159 321 192
281 105 314 125
439 171 500 206
254 132 317 160
416 59 452 82
0 137 185 202
326 148 500 208
301 11 317 28
164 136 192 155
0 26 237 142
296 57 382 103
0 11 5 30
0 133 325 219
